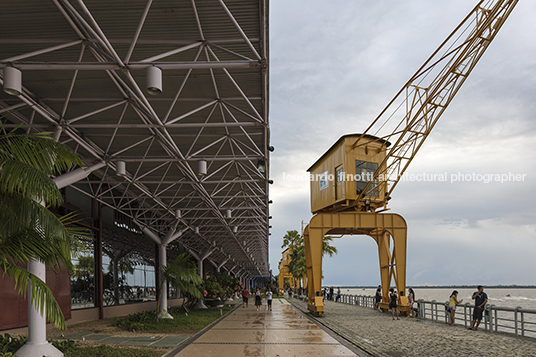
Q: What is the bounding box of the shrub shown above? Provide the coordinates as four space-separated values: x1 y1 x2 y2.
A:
202 273 241 299
112 306 234 332
49 339 76 352
0 334 27 354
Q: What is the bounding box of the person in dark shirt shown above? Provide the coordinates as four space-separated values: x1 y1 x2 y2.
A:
389 288 400 320
469 285 488 330
374 285 382 310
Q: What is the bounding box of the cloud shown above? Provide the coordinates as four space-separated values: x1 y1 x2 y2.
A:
269 0 536 286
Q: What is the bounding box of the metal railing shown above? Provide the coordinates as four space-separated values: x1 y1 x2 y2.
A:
335 294 536 338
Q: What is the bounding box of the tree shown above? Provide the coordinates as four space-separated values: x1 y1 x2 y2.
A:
73 255 94 281
288 250 306 289
281 230 301 250
281 229 338 290
160 253 203 307
72 255 94 295
322 236 338 257
0 128 85 329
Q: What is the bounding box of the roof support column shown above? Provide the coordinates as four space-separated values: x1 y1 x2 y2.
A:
188 248 215 279
228 264 238 276
217 257 229 273
209 257 229 273
188 248 215 309
141 223 185 319
17 162 106 357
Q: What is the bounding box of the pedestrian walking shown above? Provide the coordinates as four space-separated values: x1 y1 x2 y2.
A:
408 288 415 317
255 288 262 311
374 285 382 310
266 289 273 311
389 288 400 320
448 290 463 325
329 286 334 301
336 287 341 302
242 287 250 308
469 285 488 330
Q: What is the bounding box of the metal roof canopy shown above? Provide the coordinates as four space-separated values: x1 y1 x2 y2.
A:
0 0 270 277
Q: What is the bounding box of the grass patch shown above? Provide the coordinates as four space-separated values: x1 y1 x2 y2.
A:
0 336 160 357
62 345 161 357
113 305 234 332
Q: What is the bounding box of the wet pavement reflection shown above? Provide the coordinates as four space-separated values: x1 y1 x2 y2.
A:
168 298 360 356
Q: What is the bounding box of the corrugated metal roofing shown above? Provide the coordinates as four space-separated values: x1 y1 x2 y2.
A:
0 0 270 277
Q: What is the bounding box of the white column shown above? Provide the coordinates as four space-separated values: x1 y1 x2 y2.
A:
141 225 186 320
158 244 172 319
16 260 63 357
17 162 106 357
217 258 229 273
197 258 204 279
188 248 214 309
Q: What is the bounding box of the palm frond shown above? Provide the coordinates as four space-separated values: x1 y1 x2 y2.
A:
161 253 203 299
0 160 63 206
0 131 83 175
0 260 66 330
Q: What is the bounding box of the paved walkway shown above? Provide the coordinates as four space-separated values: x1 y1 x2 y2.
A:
165 298 365 356
289 298 536 357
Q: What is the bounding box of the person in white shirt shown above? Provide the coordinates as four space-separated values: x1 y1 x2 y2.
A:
266 289 273 311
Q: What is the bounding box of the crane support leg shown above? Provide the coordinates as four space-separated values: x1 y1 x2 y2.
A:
304 222 325 316
374 228 408 313
304 212 407 316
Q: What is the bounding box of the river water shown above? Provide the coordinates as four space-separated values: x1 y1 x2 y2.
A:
342 287 536 310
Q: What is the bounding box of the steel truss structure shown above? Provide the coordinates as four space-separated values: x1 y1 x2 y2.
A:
0 0 270 277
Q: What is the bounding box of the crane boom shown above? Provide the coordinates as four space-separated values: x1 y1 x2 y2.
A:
356 0 518 210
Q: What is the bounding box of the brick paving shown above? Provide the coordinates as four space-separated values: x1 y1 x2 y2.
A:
289 298 536 357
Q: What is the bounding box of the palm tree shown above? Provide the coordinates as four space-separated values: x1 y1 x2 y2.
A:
322 236 338 257
159 252 203 317
288 243 306 288
281 229 338 290
281 230 301 249
0 128 84 329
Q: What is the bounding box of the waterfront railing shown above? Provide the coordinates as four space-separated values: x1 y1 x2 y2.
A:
334 294 536 338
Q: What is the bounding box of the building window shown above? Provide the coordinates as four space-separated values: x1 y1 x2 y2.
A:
336 167 344 183
355 160 379 197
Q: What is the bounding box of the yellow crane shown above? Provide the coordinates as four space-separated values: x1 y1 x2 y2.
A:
304 0 518 316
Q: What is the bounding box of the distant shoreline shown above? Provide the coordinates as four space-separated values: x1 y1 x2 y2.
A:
330 285 536 289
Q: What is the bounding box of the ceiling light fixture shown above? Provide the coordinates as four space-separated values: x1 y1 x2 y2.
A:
3 66 22 96
116 161 126 176
146 66 162 95
197 160 207 176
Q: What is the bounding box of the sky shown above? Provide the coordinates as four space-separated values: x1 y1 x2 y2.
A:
267 0 536 287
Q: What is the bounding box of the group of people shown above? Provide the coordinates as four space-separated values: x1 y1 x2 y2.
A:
374 284 489 329
374 285 416 320
322 286 341 302
449 285 488 330
286 287 305 298
241 287 273 311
